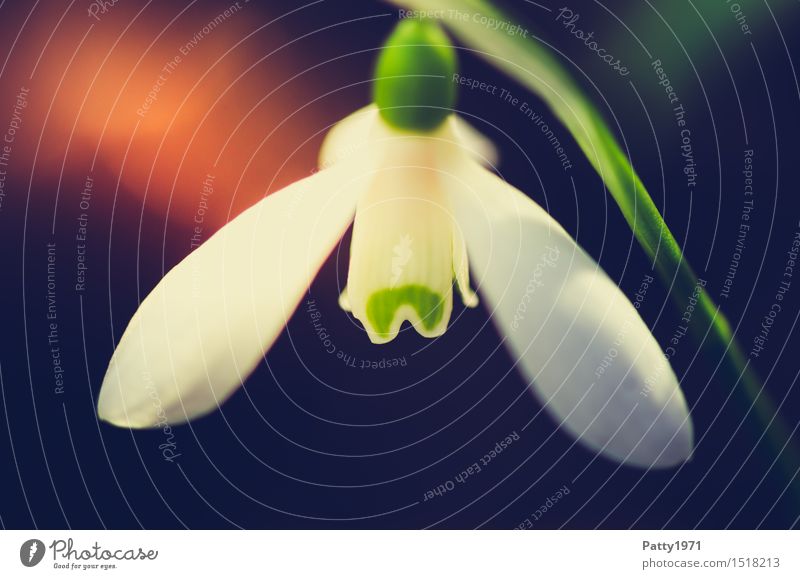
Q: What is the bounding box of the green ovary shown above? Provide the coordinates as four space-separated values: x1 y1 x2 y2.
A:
373 19 458 132
366 284 445 338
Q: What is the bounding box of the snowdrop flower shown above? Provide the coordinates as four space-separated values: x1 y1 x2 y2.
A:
98 20 692 468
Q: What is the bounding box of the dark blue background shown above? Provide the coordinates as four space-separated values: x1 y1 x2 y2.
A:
1 0 799 529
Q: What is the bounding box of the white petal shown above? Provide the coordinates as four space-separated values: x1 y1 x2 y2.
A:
318 105 379 170
341 116 480 343
338 286 351 312
98 164 363 427
452 221 479 308
346 164 455 344
320 105 497 170
450 162 693 468
450 115 499 168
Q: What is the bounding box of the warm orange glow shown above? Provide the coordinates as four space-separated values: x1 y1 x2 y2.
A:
1 1 351 230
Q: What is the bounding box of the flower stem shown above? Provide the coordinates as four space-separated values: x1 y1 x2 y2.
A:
389 0 799 490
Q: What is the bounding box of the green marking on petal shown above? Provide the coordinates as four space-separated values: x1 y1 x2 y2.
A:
366 284 445 337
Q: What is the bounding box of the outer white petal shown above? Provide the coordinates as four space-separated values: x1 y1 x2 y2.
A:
450 162 693 468
98 164 363 427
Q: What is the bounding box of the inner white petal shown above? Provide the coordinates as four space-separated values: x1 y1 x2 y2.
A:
345 165 455 344
336 114 481 344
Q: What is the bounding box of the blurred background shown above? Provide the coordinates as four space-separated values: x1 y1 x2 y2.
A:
1 0 799 529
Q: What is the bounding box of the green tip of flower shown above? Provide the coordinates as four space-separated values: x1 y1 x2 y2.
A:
373 19 458 132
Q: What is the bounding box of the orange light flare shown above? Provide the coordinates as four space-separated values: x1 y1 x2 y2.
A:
0 0 355 231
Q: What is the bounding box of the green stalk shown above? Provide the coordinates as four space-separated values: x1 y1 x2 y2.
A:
389 0 799 486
